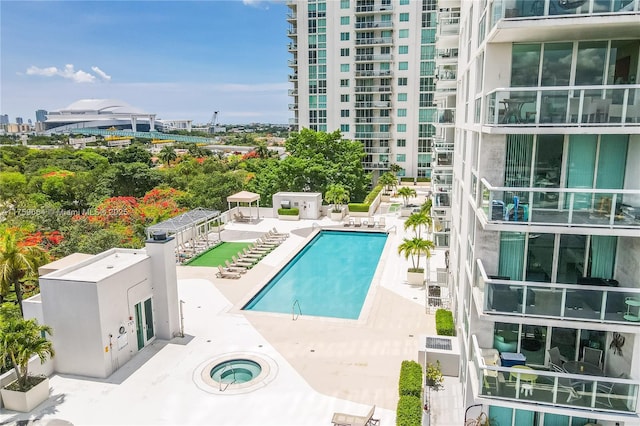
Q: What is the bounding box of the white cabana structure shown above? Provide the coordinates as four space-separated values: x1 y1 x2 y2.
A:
227 190 261 222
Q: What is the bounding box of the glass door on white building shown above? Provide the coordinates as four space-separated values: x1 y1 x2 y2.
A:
134 297 155 351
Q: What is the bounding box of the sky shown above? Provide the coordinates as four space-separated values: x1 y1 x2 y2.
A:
0 0 291 125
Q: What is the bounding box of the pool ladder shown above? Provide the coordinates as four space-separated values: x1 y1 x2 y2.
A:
292 299 302 320
219 362 237 392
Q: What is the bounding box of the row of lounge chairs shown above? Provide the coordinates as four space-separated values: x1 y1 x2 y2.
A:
344 216 386 229
215 228 290 279
177 236 221 263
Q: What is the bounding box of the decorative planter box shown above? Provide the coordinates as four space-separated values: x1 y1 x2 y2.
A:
1 377 49 412
278 214 299 221
381 194 391 202
330 210 344 221
407 270 425 286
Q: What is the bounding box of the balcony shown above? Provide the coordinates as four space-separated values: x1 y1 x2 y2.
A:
287 28 297 37
485 86 640 129
355 101 391 109
475 259 640 329
433 154 453 168
437 12 460 37
355 37 393 45
288 74 298 82
433 140 454 153
287 59 297 67
471 335 640 419
288 89 298 96
355 85 393 93
354 21 394 31
355 70 392 78
288 117 298 126
355 4 394 14
288 104 297 110
435 48 459 61
354 132 391 139
355 117 392 124
286 12 297 21
436 108 456 125
492 0 639 21
363 146 390 154
287 43 298 52
362 162 390 170
355 54 393 62
478 178 640 234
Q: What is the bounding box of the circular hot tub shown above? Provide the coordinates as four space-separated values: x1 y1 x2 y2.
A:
210 359 262 384
194 352 277 395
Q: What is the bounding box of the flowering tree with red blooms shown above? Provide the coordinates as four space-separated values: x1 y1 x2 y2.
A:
139 187 187 223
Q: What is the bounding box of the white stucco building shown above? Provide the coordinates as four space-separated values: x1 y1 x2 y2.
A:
23 233 181 379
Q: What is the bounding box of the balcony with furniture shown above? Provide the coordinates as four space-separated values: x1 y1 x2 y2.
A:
484 86 640 129
474 259 640 329
471 335 640 419
477 179 640 235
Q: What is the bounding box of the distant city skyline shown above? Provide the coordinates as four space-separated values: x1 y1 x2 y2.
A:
0 1 291 125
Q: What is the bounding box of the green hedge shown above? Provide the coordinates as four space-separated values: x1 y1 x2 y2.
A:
398 360 422 398
416 177 431 182
348 203 370 213
363 183 383 205
396 395 422 426
277 207 299 216
435 309 455 336
400 177 414 183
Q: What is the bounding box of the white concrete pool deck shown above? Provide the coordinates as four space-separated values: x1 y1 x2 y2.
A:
0 199 464 426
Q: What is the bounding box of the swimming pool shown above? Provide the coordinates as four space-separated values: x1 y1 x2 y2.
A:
243 230 387 319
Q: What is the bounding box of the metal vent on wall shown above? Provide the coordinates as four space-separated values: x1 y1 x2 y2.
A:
425 337 452 351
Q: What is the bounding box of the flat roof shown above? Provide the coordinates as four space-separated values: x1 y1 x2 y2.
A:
44 249 148 282
38 253 95 276
146 207 221 237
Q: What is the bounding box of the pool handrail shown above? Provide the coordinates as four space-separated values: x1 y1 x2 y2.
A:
292 299 302 320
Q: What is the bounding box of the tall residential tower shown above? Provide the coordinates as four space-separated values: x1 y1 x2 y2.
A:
286 0 439 180
447 1 640 425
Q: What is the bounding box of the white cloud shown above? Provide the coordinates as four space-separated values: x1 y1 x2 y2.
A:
91 66 112 81
25 64 96 83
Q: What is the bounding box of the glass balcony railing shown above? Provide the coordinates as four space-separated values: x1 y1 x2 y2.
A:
435 48 459 60
485 86 640 127
471 335 640 415
355 70 392 77
355 54 393 62
362 162 390 170
436 108 456 124
354 117 392 124
354 132 391 139
492 0 639 22
355 101 391 108
355 37 393 45
479 178 640 229
354 86 393 93
476 259 640 324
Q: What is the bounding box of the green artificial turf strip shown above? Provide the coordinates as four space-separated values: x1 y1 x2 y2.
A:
185 242 253 267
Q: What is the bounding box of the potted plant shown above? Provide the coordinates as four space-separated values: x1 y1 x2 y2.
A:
277 207 300 221
425 360 444 390
397 237 434 285
0 304 54 412
397 186 417 207
325 183 350 221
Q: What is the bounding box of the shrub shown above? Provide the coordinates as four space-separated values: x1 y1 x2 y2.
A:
363 183 383 205
348 203 370 213
277 207 299 216
435 309 455 336
416 177 431 182
396 395 422 426
398 360 422 398
426 360 444 390
400 177 414 183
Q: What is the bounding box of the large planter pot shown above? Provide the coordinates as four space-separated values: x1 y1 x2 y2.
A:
278 214 299 221
407 270 425 286
330 210 344 221
1 376 49 412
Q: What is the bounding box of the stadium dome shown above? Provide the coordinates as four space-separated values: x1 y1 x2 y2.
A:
44 98 157 134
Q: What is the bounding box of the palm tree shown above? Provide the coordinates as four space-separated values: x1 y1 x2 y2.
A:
420 199 433 216
397 186 417 207
254 142 270 159
398 237 435 272
0 304 54 391
378 172 397 194
158 145 177 167
325 183 350 213
0 234 48 312
404 211 433 239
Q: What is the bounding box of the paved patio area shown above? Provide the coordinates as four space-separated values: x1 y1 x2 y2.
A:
0 194 464 426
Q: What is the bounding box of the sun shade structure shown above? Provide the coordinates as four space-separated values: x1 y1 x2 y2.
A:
146 208 222 254
227 191 261 222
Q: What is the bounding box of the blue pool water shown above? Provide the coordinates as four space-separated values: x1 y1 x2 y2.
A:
243 230 387 319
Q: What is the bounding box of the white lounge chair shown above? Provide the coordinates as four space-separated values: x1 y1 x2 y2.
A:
241 248 263 259
367 217 375 228
232 255 254 268
216 265 241 279
332 405 379 426
270 227 289 237
354 217 362 227
377 216 386 228
224 260 247 273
